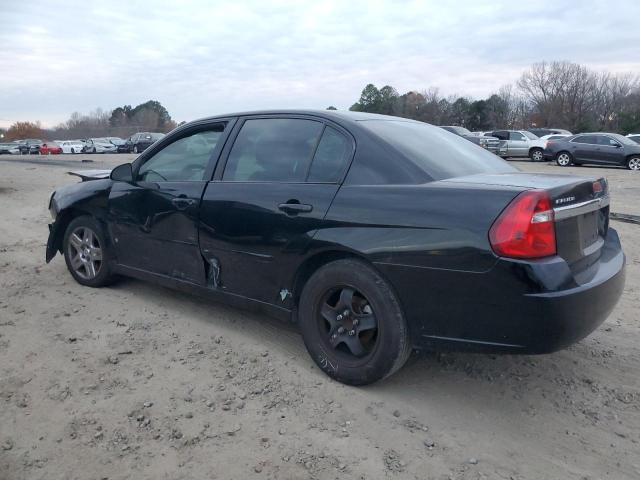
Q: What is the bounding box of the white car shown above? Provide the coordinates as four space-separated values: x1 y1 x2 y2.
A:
58 140 85 154
626 134 640 145
85 138 117 154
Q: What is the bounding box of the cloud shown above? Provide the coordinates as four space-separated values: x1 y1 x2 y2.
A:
0 0 639 128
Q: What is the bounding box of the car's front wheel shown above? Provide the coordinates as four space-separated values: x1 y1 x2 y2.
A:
556 152 572 166
299 259 411 385
530 148 544 162
627 156 640 171
133 145 139 154
63 216 116 287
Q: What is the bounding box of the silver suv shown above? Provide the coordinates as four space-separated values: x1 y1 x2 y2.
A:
488 130 547 161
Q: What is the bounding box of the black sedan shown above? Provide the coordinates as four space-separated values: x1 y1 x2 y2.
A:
45 110 625 385
122 132 165 154
544 133 640 170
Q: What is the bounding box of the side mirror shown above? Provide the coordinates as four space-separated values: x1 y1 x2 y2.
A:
110 163 133 182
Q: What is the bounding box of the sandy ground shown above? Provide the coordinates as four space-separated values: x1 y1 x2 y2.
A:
0 154 639 480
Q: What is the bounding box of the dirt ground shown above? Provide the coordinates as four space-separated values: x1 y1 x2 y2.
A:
1 154 639 480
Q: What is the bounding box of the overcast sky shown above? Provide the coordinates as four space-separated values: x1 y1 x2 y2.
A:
1 0 639 128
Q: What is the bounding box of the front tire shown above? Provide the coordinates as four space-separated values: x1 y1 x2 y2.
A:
133 145 139 154
63 216 116 287
627 157 640 171
298 259 411 385
530 148 544 162
556 151 572 167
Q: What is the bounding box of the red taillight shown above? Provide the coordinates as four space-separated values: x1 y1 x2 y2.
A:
489 190 556 259
592 180 603 194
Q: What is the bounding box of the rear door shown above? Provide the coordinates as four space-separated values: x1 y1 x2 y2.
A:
198 116 353 305
108 122 230 283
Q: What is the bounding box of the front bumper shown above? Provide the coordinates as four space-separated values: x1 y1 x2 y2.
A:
379 228 625 353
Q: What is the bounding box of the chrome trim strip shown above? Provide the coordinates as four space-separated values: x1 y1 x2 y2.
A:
554 196 609 220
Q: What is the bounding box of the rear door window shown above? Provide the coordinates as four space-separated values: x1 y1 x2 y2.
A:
223 118 323 182
307 126 351 183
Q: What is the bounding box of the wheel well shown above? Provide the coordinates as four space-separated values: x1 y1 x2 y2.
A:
51 208 89 254
291 250 368 306
556 150 571 158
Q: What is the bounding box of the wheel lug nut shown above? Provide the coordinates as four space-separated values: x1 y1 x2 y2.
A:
343 310 350 317
353 319 359 326
348 330 356 336
337 327 345 334
336 314 343 321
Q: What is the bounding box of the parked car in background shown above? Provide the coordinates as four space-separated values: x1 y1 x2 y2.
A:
39 142 63 155
544 133 640 170
18 139 43 154
104 137 125 150
488 130 547 161
59 140 85 154
84 138 118 154
45 110 625 385
439 126 502 155
123 132 166 153
527 128 572 137
626 134 640 144
0 141 22 155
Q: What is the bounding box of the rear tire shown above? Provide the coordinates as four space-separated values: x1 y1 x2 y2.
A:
298 259 411 385
530 148 544 162
63 216 117 288
627 157 640 171
556 151 572 166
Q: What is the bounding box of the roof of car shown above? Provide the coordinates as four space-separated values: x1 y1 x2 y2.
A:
190 109 419 125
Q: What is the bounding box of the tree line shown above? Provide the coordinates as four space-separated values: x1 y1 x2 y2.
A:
3 100 178 141
348 61 640 134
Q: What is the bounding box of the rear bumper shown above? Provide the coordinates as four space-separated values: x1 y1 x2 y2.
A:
379 228 625 353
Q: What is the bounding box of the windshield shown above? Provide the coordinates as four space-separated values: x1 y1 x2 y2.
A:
611 133 636 145
360 120 516 181
523 131 539 140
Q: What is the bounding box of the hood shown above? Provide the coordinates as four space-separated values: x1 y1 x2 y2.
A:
68 169 112 181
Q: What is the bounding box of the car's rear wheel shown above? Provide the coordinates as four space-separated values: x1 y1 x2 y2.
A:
133 145 139 154
298 259 411 385
63 216 116 287
627 157 640 171
530 148 543 162
556 152 572 166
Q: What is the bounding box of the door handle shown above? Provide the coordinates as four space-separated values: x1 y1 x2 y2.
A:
172 197 196 210
278 202 313 215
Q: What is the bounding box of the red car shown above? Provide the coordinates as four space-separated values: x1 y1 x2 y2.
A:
39 142 62 155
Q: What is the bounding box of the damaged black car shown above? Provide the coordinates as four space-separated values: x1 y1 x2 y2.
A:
46 110 625 385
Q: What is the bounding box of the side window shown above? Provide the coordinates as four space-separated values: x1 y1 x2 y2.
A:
307 126 350 183
492 131 509 141
509 131 526 141
223 118 323 182
137 126 225 182
599 136 619 147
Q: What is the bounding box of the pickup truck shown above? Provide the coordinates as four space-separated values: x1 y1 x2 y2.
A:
487 130 547 161
439 126 503 155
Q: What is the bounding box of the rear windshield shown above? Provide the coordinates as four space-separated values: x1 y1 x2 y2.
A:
359 120 516 180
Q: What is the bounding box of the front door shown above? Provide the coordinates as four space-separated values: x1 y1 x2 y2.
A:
199 116 353 305
597 135 625 165
508 131 528 157
108 122 229 283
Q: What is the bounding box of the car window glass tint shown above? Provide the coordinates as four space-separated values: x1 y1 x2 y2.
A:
137 127 224 182
307 127 350 183
598 136 618 146
223 118 323 182
509 132 525 141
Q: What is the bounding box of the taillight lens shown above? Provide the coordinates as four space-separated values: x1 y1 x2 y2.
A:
489 190 556 259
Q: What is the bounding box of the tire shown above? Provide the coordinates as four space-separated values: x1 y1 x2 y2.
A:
133 145 139 154
298 259 411 385
627 157 640 171
556 151 572 167
63 216 116 288
529 148 544 162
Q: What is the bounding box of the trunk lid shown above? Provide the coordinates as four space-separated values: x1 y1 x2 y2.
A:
443 173 610 276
